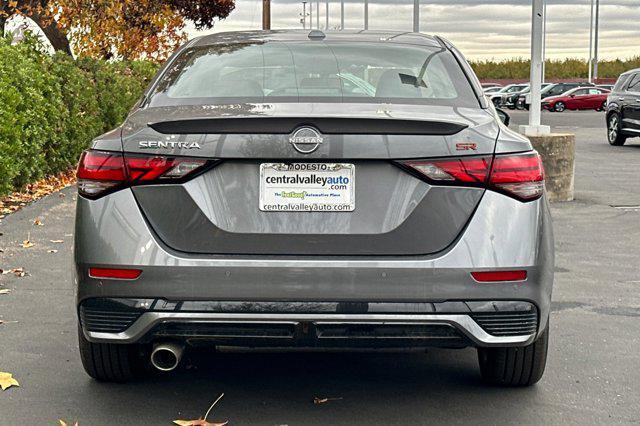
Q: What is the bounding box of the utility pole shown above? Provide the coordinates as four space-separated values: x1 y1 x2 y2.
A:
262 0 271 30
316 0 320 29
413 0 420 32
542 0 547 83
364 0 369 30
310 2 313 29
593 0 600 81
326 0 329 30
520 0 550 136
340 0 344 29
301 2 308 29
588 0 594 82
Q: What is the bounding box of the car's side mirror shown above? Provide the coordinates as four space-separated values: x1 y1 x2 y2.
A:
496 108 510 126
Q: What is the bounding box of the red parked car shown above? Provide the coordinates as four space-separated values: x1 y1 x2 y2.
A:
542 87 610 112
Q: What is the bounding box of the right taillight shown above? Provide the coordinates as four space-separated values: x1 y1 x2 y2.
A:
488 152 545 201
398 151 544 202
77 150 212 199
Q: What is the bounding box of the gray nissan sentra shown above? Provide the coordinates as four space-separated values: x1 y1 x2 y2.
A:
74 30 554 386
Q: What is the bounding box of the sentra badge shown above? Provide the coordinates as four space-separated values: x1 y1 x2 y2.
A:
138 141 201 149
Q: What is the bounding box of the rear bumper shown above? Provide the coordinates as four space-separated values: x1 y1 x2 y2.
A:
75 188 554 346
79 298 539 348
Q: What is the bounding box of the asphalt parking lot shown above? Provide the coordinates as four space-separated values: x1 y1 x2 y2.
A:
0 110 639 424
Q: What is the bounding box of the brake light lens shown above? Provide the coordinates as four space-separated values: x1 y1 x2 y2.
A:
399 152 544 202
471 270 527 282
76 151 126 197
489 153 545 201
400 156 491 184
77 151 210 198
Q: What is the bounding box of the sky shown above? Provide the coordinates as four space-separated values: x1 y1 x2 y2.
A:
190 0 640 60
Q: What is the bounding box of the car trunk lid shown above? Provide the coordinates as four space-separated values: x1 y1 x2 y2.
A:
122 103 499 256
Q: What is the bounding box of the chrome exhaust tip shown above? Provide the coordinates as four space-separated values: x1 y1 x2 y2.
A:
150 342 184 372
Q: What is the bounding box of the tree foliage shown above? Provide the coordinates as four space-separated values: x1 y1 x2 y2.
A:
0 0 234 60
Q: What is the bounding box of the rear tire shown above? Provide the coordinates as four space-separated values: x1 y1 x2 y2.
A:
78 324 143 382
477 327 549 387
608 113 627 146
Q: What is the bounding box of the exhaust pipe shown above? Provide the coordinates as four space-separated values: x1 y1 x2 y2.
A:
150 342 184 372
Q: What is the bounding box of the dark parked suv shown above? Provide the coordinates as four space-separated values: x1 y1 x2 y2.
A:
607 69 640 146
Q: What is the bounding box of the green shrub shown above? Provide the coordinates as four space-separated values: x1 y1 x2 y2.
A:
81 58 157 132
0 35 59 192
46 53 103 175
0 35 158 196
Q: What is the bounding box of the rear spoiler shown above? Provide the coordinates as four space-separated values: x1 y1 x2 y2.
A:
148 117 468 136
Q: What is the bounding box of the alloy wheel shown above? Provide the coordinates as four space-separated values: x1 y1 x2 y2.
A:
608 115 618 142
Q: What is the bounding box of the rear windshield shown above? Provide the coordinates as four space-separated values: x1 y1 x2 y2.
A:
149 41 479 108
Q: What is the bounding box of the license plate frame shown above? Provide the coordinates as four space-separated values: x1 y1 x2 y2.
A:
259 163 355 212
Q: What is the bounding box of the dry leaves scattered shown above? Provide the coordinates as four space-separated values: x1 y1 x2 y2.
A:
48 250 58 254
33 218 44 226
21 240 34 248
50 240 64 244
0 170 76 218
58 420 79 426
0 289 11 295
174 393 227 426
0 372 20 391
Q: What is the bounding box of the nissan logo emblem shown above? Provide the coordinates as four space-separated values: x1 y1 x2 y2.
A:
289 127 323 154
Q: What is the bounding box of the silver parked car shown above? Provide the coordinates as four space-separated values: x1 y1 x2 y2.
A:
75 30 554 386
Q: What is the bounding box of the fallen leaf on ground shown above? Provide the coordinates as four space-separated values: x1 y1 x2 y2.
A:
0 289 10 295
174 393 227 426
33 218 43 226
0 372 20 391
58 420 79 426
313 397 343 405
21 240 34 248
173 419 227 426
50 240 64 244
48 250 58 254
1 268 27 277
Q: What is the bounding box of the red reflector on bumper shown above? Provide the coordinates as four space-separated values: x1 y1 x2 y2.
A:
89 268 142 280
471 270 527 282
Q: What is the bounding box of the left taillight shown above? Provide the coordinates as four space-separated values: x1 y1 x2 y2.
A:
76 151 210 198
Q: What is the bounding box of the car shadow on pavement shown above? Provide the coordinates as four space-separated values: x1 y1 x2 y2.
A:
77 348 543 424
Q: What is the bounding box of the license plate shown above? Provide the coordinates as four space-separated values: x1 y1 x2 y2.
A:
259 163 355 212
